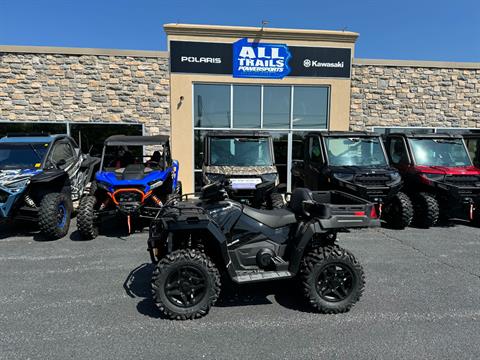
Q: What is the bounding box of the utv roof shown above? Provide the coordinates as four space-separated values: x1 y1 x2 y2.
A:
104 135 169 146
386 132 463 139
0 134 64 143
207 130 271 138
306 131 380 137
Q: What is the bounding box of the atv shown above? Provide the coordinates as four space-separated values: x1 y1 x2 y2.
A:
77 135 181 239
147 181 380 320
384 132 480 227
292 131 413 229
202 131 284 209
0 134 99 239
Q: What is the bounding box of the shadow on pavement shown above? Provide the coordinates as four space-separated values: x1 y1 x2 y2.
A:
123 262 313 319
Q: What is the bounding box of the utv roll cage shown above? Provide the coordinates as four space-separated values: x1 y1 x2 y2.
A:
100 135 171 169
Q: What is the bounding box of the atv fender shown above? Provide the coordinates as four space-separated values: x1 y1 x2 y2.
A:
149 218 234 278
29 169 71 200
289 220 328 274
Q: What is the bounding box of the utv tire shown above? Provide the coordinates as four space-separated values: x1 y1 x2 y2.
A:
38 192 72 240
412 192 439 228
383 192 413 229
77 196 99 239
152 249 221 320
88 181 97 196
301 245 365 313
269 192 285 209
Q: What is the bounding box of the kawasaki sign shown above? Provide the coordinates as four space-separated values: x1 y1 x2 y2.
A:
232 38 291 79
170 40 351 78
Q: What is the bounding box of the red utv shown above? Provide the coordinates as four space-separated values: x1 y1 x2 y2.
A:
384 132 480 228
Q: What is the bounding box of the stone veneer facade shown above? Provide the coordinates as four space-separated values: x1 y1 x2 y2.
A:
350 59 480 131
1 48 480 134
0 48 170 135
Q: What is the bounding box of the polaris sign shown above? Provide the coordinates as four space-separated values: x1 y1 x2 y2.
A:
232 38 291 79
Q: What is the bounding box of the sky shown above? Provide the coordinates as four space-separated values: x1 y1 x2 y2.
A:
0 0 479 62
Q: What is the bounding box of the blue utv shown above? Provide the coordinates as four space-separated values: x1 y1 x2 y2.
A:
0 134 99 239
77 135 181 239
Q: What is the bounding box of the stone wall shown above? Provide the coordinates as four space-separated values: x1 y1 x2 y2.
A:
0 50 170 135
350 61 480 131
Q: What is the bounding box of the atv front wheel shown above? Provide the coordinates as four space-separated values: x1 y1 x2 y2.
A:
301 245 365 313
77 196 99 239
412 192 439 228
38 192 72 240
383 192 413 229
152 249 221 320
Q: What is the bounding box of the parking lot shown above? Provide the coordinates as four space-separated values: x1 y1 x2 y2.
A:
0 220 479 360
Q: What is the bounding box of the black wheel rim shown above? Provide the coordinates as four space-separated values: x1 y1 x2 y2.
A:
164 265 208 308
316 263 354 302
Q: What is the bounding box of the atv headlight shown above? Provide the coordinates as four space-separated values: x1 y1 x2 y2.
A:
333 173 354 182
148 180 164 190
204 173 225 184
261 173 278 183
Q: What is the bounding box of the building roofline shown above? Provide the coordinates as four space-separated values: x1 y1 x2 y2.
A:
0 45 168 58
354 58 480 69
164 23 359 43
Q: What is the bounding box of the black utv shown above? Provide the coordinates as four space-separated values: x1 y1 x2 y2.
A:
147 182 380 320
292 131 413 229
202 131 284 209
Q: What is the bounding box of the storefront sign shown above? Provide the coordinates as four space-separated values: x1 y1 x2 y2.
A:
170 40 351 78
232 38 291 79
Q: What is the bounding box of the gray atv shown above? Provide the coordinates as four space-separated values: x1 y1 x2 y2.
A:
0 134 99 239
202 131 284 209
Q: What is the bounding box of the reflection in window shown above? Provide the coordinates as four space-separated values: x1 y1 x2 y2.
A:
233 85 261 128
194 84 230 128
263 86 290 128
293 86 328 129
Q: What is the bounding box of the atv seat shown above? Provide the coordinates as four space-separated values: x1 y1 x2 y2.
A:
289 188 313 217
115 164 153 180
243 206 297 228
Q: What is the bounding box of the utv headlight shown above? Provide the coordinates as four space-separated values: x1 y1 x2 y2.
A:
148 180 164 190
333 173 354 182
391 172 401 180
204 173 225 184
422 173 444 182
261 173 278 183
5 179 30 190
96 182 110 191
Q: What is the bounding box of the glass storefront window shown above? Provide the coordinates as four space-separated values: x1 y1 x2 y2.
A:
233 85 261 128
263 86 290 128
0 122 67 138
293 86 329 129
194 84 230 128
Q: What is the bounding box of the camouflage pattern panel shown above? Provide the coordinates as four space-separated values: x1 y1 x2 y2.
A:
203 165 278 176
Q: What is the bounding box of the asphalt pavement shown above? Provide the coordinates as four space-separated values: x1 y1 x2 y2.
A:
0 219 479 360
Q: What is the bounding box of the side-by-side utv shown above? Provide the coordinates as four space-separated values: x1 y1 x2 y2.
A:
384 132 480 227
77 135 181 239
292 131 413 229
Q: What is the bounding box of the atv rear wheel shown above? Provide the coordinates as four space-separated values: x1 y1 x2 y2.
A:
152 249 221 320
301 245 365 313
383 191 413 229
38 192 72 240
77 196 99 239
412 192 439 228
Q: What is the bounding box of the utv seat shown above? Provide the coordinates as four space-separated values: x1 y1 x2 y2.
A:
115 164 153 180
243 206 297 228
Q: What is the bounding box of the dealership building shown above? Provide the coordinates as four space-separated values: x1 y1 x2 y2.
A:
1 23 479 192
